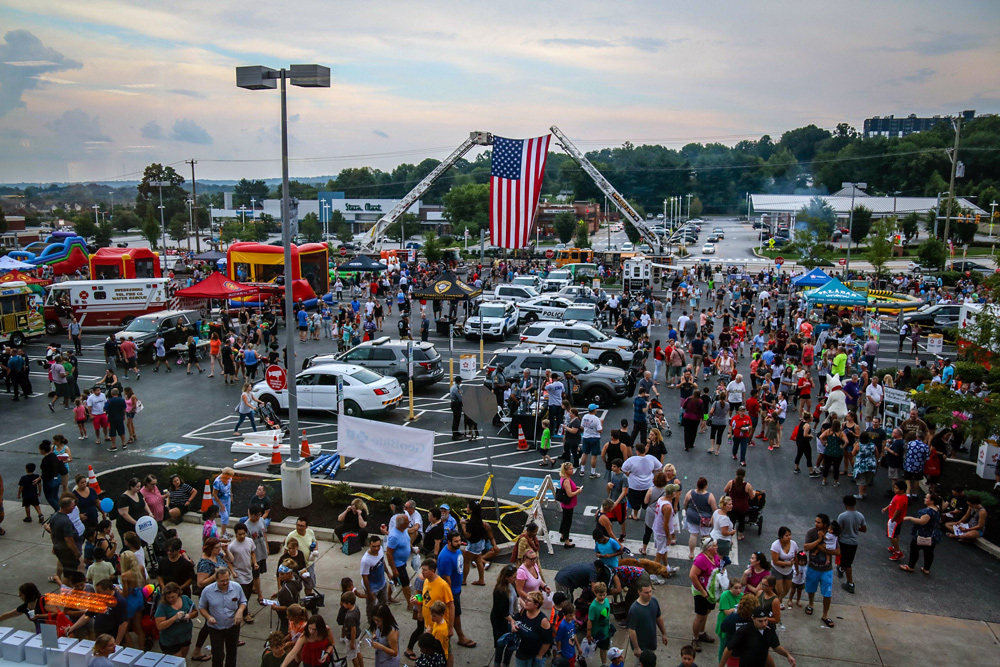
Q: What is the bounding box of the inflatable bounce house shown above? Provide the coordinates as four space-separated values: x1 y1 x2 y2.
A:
226 242 329 308
8 231 90 276
89 247 162 280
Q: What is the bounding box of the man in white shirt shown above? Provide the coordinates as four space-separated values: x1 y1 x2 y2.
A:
863 376 884 428
676 313 690 342
580 404 604 478
621 443 663 520
86 386 109 444
726 374 746 415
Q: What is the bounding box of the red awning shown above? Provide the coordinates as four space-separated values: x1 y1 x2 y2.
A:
174 272 259 299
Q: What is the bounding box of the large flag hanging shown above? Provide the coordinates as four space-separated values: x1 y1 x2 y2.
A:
489 134 551 249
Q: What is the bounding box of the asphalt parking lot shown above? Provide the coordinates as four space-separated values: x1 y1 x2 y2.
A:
3 218 998 624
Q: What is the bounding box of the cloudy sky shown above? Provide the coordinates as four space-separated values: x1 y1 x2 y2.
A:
1 0 998 184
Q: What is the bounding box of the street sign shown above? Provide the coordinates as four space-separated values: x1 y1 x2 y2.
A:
775 256 784 265
545 249 555 259
339 246 348 256
838 258 847 266
265 364 287 391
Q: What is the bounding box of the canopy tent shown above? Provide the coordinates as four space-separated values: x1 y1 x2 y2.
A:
336 255 388 272
804 277 867 306
192 250 226 261
791 267 832 287
0 270 51 287
411 272 483 301
174 272 259 299
0 255 37 271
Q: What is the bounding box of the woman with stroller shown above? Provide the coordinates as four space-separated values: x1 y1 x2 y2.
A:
233 383 264 437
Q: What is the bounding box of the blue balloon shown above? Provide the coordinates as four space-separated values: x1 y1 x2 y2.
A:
100 498 114 513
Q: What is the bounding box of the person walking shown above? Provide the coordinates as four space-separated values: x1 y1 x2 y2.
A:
681 389 705 452
836 495 866 594
580 404 603 478
707 391 728 456
361 535 390 631
38 440 63 511
449 377 463 440
803 513 838 628
683 478 716 560
68 317 82 355
900 493 942 574
105 388 128 452
123 387 140 445
208 333 221 378
233 383 263 437
198 568 246 667
186 336 204 374
688 537 720 652
557 462 582 549
153 332 171 373
818 419 848 487
724 468 754 541
626 583 669 660
770 527 798 608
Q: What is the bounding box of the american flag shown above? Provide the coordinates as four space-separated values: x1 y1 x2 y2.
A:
489 134 551 249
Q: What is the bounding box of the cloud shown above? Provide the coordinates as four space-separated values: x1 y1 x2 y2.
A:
538 36 669 53
372 129 388 138
289 113 300 123
0 29 82 116
170 118 212 144
901 68 936 83
140 121 163 139
168 89 207 99
880 31 988 56
44 109 111 150
541 37 614 49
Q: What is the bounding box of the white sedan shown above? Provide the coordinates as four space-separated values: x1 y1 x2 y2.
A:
518 295 574 323
701 243 717 254
252 362 402 418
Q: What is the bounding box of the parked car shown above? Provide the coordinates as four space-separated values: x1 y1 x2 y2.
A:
511 275 542 290
494 284 541 303
947 260 994 274
464 301 520 341
305 337 444 386
114 309 202 362
561 303 602 329
519 321 635 367
541 269 573 292
484 345 628 407
621 242 634 252
518 295 574 323
902 303 963 334
252 362 403 417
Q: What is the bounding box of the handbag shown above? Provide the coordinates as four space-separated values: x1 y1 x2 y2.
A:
700 515 713 528
916 535 933 546
554 480 570 504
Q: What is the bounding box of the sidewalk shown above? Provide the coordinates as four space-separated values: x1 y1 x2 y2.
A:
0 515 996 666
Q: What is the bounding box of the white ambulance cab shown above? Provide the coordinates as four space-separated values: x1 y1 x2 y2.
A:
44 278 170 334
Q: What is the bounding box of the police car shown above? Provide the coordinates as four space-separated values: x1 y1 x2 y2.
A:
465 301 520 341
540 270 573 292
517 295 574 323
519 321 635 367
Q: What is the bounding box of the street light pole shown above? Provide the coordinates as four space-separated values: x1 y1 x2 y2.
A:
843 182 866 276
238 63 329 510
990 200 997 239
686 193 693 221
151 181 170 254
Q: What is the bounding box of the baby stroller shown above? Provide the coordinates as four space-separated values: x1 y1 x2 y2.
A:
257 401 291 438
648 398 672 437
746 490 766 536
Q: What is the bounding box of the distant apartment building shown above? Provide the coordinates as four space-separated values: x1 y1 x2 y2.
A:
863 110 976 139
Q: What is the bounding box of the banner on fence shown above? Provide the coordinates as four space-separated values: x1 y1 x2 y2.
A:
337 415 435 473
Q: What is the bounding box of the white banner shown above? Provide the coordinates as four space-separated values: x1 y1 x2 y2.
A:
337 415 434 473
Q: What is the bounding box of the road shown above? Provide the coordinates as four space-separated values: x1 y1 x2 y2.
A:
2 262 998 624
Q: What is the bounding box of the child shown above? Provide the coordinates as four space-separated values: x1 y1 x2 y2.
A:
73 398 89 440
429 600 450 667
763 411 779 451
586 582 611 667
261 631 288 667
17 463 44 523
539 419 553 467
86 548 115 586
789 551 807 608
553 600 577 667
676 644 696 667
285 604 308 648
414 633 446 667
882 480 909 561
340 591 362 667
608 646 626 667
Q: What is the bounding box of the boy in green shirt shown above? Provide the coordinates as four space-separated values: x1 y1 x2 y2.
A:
587 582 611 665
539 418 553 467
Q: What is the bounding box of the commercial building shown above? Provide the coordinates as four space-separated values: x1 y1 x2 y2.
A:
863 110 976 139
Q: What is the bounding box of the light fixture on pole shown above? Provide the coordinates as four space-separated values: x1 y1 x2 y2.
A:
151 180 171 253
842 182 866 275
238 62 330 510
322 200 331 240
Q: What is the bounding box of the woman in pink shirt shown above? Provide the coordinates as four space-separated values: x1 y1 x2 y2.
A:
139 474 168 524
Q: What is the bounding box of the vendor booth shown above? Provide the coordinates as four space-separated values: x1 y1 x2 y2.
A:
411 272 483 335
791 267 831 288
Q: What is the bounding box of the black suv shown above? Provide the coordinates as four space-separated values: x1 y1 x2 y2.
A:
484 344 628 407
114 309 202 361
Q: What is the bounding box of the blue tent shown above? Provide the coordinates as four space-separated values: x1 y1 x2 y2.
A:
804 277 867 306
791 267 831 287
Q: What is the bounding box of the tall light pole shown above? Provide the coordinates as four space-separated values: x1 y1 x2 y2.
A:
990 200 997 239
92 204 99 228
942 116 962 243
322 200 331 240
186 199 195 251
686 193 693 221
238 63 330 510
151 180 170 253
843 182 866 276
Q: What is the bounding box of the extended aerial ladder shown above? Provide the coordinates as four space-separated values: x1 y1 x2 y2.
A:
549 125 662 255
359 131 494 250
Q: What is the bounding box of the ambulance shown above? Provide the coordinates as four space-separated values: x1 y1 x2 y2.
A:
43 278 171 334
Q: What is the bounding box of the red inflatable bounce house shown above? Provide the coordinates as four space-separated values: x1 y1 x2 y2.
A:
89 247 162 280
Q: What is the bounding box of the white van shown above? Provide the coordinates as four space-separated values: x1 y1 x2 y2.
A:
44 278 171 334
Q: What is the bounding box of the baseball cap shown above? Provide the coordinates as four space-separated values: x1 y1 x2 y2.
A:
439 504 451 511
608 648 624 660
588 403 599 411
752 608 770 619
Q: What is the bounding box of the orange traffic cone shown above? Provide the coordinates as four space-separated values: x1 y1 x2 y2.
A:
270 436 283 466
517 425 529 451
300 430 312 458
199 479 213 512
87 465 102 494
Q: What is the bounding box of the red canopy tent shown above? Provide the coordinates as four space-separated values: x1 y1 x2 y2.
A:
174 272 258 299
0 270 52 287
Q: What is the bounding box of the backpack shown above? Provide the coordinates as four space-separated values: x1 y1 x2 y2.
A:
790 424 800 441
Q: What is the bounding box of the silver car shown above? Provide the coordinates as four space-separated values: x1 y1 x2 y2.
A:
304 336 444 387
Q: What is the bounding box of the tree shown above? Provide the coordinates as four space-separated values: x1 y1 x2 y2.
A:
849 205 872 246
257 213 279 234
442 183 489 230
688 197 703 219
866 217 894 280
93 221 114 248
553 212 576 243
73 213 96 239
299 212 323 243
0 208 6 235
574 220 591 249
900 212 920 241
233 179 270 208
140 217 161 249
797 197 836 238
114 210 140 233
220 221 243 244
786 218 833 268
917 237 947 270
423 232 443 263
136 164 185 223
168 214 189 243
954 220 978 245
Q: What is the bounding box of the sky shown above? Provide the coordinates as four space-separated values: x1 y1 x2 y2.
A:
1 0 998 185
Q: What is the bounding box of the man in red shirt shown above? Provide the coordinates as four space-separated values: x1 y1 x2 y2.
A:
118 337 139 380
729 404 753 465
746 389 760 442
882 480 909 561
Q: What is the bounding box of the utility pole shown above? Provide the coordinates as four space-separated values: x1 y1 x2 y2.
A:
942 117 962 243
187 159 201 252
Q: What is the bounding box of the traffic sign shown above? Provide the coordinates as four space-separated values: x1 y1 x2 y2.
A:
838 258 847 266
339 246 348 256
775 256 784 265
545 249 555 259
265 364 287 391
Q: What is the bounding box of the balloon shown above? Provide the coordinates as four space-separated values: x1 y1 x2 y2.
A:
100 498 114 513
135 515 158 545
142 584 155 600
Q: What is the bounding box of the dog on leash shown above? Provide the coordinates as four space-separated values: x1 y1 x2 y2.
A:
464 415 480 440
619 557 674 578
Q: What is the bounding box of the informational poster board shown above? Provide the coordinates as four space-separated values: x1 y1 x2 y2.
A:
882 387 910 430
